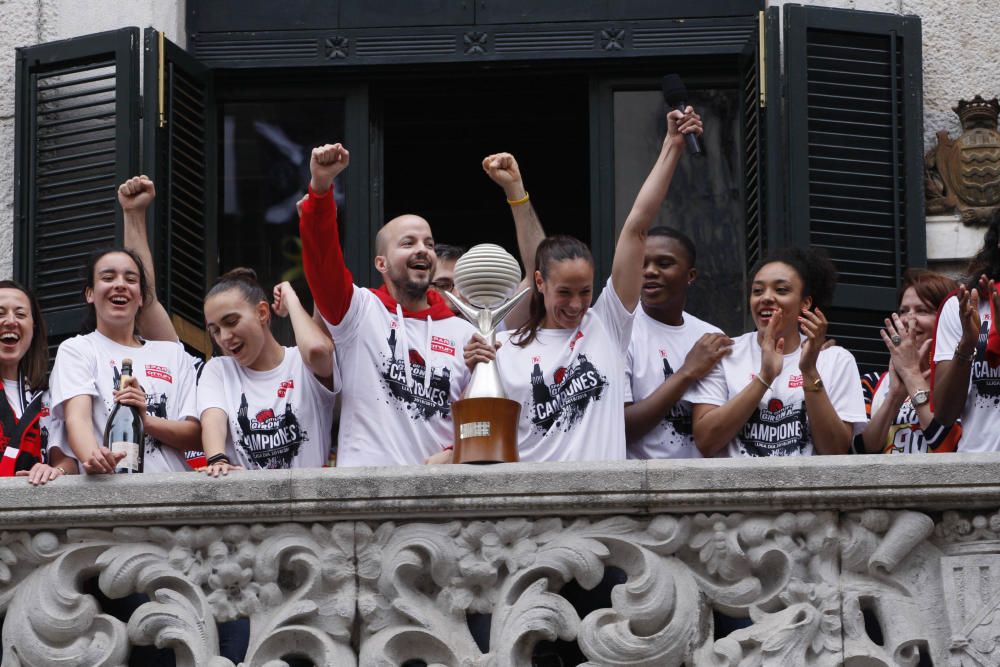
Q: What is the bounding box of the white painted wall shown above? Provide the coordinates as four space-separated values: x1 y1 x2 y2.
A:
1 1 997 278
0 0 183 279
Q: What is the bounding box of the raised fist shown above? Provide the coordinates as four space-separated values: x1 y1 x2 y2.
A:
482 152 526 199
272 281 300 318
118 175 155 213
309 143 350 194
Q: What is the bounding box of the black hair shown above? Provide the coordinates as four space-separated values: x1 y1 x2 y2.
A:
0 280 48 391
435 244 466 261
751 246 838 311
80 247 151 335
647 226 697 267
965 208 1000 287
512 235 593 347
206 267 268 305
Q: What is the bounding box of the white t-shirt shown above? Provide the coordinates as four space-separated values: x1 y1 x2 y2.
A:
49 331 199 473
495 279 635 462
933 294 1000 452
325 287 477 467
625 309 723 460
686 332 867 457
197 347 338 469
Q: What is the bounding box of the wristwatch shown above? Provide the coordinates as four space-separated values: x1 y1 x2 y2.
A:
802 377 824 393
911 389 930 407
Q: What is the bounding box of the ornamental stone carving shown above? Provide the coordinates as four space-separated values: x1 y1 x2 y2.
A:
2 459 1000 665
925 95 1000 226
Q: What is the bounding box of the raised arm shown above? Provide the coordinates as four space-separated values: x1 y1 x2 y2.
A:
612 108 702 312
482 152 545 332
933 286 981 425
299 144 352 325
797 308 852 455
119 176 179 342
273 280 335 385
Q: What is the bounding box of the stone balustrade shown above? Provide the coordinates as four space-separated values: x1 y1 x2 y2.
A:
2 454 999 666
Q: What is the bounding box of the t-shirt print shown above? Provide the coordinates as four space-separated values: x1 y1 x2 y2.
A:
380 327 453 421
739 396 809 456
971 320 1000 408
234 395 307 469
658 353 693 438
529 352 609 434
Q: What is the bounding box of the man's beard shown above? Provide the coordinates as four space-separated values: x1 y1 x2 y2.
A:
388 265 430 302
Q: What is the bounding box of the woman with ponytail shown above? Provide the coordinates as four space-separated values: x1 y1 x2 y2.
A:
470 107 703 462
932 209 1000 451
50 248 201 474
688 248 867 457
198 270 338 476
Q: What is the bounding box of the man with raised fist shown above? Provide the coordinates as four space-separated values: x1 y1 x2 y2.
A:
298 143 476 466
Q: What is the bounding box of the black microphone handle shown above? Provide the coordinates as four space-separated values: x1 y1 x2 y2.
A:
672 101 704 156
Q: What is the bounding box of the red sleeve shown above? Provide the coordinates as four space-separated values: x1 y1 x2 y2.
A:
299 184 353 325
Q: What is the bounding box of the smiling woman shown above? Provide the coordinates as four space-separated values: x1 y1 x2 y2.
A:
48 248 201 476
688 247 868 458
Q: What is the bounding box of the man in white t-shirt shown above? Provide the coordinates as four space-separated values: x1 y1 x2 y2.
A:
299 143 477 467
624 227 732 459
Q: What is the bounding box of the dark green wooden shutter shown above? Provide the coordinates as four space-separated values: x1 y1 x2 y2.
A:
14 28 140 348
143 28 217 355
784 4 924 373
743 7 785 288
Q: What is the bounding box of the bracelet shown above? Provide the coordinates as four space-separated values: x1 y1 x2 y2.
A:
55 466 66 475
506 192 530 206
442 444 455 451
954 345 975 364
754 375 772 391
206 453 231 466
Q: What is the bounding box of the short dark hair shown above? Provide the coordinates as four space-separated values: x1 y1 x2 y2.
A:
0 280 48 391
435 244 466 261
751 246 838 311
647 226 696 266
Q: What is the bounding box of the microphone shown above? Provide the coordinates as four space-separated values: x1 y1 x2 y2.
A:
661 74 704 156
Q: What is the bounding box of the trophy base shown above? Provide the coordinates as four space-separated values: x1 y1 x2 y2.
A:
452 397 520 464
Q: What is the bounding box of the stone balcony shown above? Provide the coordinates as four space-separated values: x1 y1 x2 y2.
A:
1 454 999 666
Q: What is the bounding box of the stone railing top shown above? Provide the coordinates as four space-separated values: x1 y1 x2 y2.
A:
2 453 998 529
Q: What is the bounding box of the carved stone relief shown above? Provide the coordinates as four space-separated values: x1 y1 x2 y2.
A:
2 509 1000 665
925 95 1000 226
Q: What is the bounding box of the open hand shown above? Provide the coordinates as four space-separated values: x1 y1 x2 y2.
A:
17 462 67 485
798 307 828 374
680 332 733 381
758 308 785 385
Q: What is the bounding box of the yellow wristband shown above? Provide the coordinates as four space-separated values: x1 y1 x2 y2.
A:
506 192 530 206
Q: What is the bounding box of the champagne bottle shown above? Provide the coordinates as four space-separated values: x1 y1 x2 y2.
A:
103 358 145 474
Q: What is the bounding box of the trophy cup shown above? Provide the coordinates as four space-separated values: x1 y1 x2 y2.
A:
441 244 530 464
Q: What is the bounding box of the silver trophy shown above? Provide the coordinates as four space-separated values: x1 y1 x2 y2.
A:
441 243 530 462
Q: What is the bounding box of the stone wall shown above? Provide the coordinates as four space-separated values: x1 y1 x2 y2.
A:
0 0 183 280
2 457 1000 665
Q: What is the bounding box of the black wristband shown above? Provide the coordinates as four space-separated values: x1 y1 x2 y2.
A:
206 453 231 466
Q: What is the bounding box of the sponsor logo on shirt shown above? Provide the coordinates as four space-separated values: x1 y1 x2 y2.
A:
788 374 803 388
277 379 294 398
431 336 456 356
145 364 173 383
529 354 608 434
